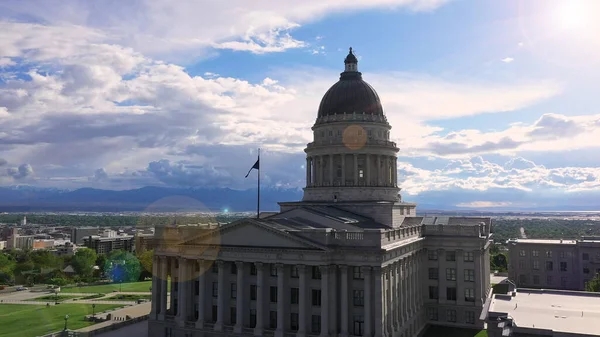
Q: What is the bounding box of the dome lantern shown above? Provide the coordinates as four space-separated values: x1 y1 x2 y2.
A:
344 47 358 72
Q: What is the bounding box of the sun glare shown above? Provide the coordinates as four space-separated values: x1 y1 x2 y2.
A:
553 0 595 31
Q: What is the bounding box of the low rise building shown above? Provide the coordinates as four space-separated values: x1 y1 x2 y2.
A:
481 288 600 337
83 235 134 255
508 238 600 290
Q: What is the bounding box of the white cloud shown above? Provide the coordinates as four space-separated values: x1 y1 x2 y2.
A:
455 201 514 208
501 57 514 63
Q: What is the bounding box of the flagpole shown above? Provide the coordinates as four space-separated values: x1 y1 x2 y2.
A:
257 148 260 219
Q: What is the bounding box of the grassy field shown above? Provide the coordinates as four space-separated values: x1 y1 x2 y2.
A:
63 280 153 294
25 295 81 302
105 294 151 301
423 326 487 337
0 303 123 337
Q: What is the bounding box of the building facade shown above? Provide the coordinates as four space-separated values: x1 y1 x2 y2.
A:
508 237 600 291
83 235 134 255
148 49 493 337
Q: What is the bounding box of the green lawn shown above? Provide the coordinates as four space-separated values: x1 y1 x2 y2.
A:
25 295 81 302
0 303 123 337
102 294 151 301
63 280 153 294
423 326 487 337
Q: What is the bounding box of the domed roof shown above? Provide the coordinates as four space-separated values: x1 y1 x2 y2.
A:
317 48 384 118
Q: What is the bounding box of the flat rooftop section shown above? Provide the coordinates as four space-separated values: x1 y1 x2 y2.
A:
510 239 577 245
489 289 600 335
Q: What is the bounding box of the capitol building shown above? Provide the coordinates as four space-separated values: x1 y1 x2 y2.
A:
148 49 493 337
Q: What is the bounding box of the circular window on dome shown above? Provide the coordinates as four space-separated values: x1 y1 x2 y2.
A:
343 125 367 150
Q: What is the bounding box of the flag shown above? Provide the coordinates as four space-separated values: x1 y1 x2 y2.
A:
245 158 260 178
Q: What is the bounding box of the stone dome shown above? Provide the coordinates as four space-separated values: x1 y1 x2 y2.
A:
317 48 384 118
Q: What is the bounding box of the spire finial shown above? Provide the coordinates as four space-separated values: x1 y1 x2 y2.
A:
349 47 353 54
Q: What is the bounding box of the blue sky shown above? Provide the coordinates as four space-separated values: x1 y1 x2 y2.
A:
1 0 600 210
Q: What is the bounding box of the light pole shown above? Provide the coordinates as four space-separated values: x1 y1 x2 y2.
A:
63 314 69 331
92 304 96 319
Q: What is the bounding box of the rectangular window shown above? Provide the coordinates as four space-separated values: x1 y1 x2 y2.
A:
212 263 218 273
547 275 553 285
250 264 257 275
270 286 278 303
464 269 475 282
519 250 526 257
446 268 456 281
312 266 321 280
250 285 257 300
447 309 457 323
584 267 590 274
231 283 237 299
560 261 568 272
464 252 474 262
291 266 299 278
532 250 539 257
230 307 237 324
464 288 475 302
561 276 568 287
519 274 527 284
546 261 553 271
533 275 540 285
446 287 457 301
427 307 438 321
428 250 438 260
533 260 539 270
312 289 321 306
290 313 299 331
353 290 364 306
353 267 364 279
353 315 364 336
291 288 299 304
194 280 199 295
212 282 218 298
311 315 321 333
519 260 525 269
269 311 277 329
270 264 278 277
583 253 590 260
560 251 565 259
429 286 439 300
250 309 257 327
546 250 553 258
428 268 438 280
231 263 237 274
466 311 475 324
212 305 217 322
446 251 456 261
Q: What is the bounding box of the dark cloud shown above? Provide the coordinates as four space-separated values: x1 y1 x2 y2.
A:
0 158 7 166
89 168 109 182
428 137 522 156
7 163 34 179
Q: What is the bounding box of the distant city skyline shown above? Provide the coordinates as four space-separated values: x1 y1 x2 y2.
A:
1 0 600 210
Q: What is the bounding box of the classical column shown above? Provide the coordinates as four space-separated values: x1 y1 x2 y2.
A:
393 158 397 187
196 260 206 328
456 250 465 306
474 250 482 304
214 260 225 331
297 265 308 337
306 157 311 187
363 266 372 337
377 155 382 186
341 154 346 186
389 263 396 332
320 265 330 337
353 154 359 186
159 256 168 319
366 154 371 185
329 155 334 185
254 262 265 336
170 258 176 314
276 264 286 337
382 266 389 336
151 255 159 319
340 266 349 337
373 267 383 337
411 255 417 315
401 259 408 324
438 249 446 304
177 258 188 326
234 261 245 333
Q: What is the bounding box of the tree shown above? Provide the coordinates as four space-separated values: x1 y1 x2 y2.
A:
71 248 97 279
96 255 107 276
586 274 600 292
0 254 16 283
137 250 154 281
105 250 141 283
491 253 508 272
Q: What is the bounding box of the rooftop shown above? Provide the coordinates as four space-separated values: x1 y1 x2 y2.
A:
488 289 600 335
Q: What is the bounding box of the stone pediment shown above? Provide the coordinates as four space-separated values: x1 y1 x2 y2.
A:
182 219 327 251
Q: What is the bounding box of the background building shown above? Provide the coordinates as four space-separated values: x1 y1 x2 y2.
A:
83 235 134 255
148 49 493 337
508 237 600 291
71 226 99 244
